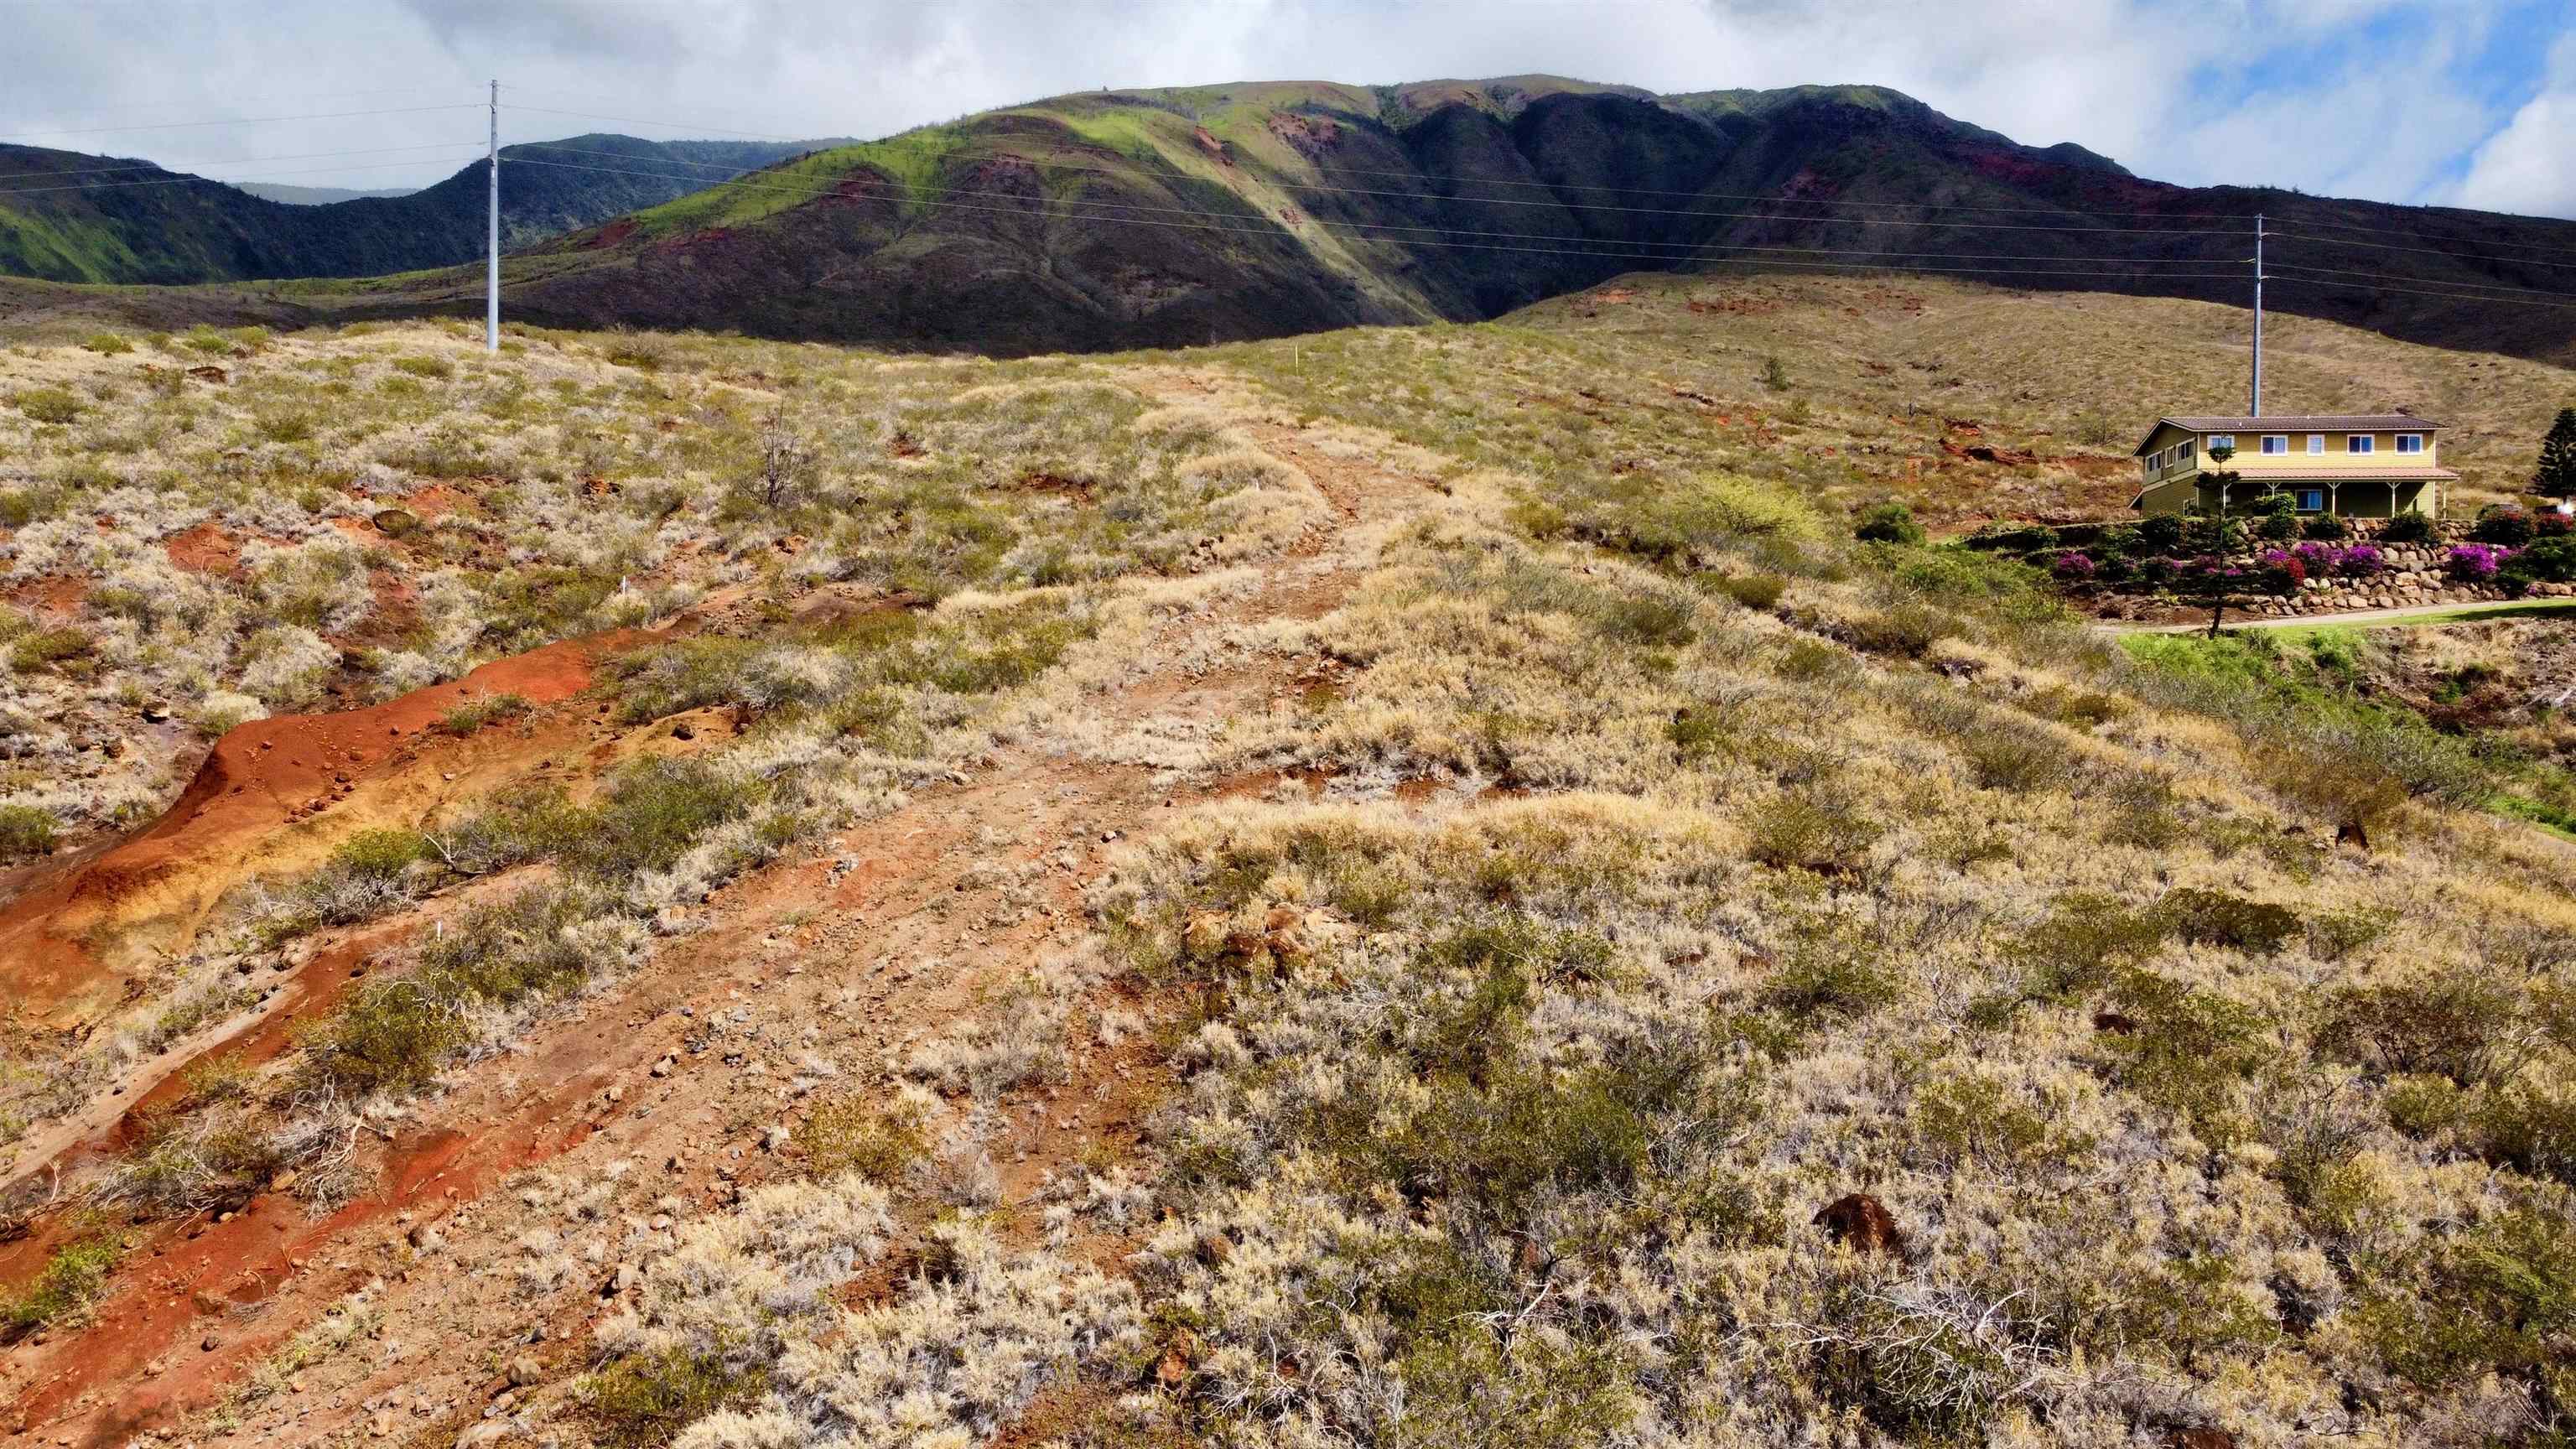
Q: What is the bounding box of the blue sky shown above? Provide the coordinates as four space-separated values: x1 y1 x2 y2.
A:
2 0 2571 219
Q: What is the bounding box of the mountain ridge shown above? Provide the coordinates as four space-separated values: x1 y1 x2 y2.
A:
473 74 2573 364
0 132 855 284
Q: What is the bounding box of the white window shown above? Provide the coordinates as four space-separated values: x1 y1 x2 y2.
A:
2262 435 2288 454
2308 434 2326 454
2396 434 2424 454
2350 434 2375 454
2298 490 2324 512
2207 434 2235 454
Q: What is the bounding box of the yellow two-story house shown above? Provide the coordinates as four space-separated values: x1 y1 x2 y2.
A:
2130 414 2457 519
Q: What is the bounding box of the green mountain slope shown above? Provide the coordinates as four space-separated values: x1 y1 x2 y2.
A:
488 76 2576 364
0 134 854 284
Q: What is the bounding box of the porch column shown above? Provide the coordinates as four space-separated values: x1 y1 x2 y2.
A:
2329 483 2340 517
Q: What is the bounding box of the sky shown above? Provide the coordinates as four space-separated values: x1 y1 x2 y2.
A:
3 0 2571 219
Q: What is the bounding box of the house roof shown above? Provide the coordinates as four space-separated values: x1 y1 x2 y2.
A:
2132 414 2442 455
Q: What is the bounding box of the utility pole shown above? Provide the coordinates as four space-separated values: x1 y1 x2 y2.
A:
2250 211 2263 418
486 78 500 354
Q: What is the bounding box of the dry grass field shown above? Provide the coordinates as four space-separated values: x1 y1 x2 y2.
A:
0 275 2570 1449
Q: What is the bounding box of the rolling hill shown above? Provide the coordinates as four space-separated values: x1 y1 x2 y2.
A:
0 133 853 284
466 75 2576 364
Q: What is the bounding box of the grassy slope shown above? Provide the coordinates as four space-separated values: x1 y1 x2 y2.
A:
3 287 2573 1445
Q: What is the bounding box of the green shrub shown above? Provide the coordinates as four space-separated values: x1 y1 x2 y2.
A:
79 331 132 355
1959 724 2078 793
2301 512 2349 541
437 692 532 735
2380 512 2436 544
582 1340 762 1447
0 804 58 860
1762 916 1899 1024
564 758 760 883
1853 501 1925 546
10 626 92 673
2351 1201 2576 1400
1744 792 1881 875
2 1238 122 1337
308 886 599 1095
2009 893 2168 1000
2096 970 2269 1145
2320 974 2521 1086
1842 601 1954 659
10 387 83 424
2158 886 2298 955
391 355 454 380
799 1094 928 1182
2472 1085 2576 1185
1703 571 1787 610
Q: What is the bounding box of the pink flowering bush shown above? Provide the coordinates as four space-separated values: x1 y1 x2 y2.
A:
2446 543 2512 581
2050 551 2096 581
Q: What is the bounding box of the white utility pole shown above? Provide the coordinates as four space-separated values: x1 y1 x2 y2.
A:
2250 211 2263 418
486 78 500 353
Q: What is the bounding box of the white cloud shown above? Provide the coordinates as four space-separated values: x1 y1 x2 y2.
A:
2443 33 2576 218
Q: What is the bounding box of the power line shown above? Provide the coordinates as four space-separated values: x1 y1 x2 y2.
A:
505 138 2246 236
9 142 492 181
505 104 817 142
504 88 854 143
2269 212 2576 260
2266 262 2576 307
2275 228 2576 272
0 153 486 196
1301 159 2257 220
2269 259 2576 301
0 103 485 143
2267 270 2576 312
502 150 2252 249
501 153 2251 268
500 153 2251 278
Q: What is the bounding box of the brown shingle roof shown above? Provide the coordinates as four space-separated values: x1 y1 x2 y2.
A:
2132 414 2442 454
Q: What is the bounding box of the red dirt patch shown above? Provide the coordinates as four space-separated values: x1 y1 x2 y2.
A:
160 523 244 579
0 632 641 1031
584 216 640 250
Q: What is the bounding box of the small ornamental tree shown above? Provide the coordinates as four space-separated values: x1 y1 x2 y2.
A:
2535 406 2576 503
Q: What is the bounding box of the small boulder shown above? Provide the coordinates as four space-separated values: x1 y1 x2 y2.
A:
371 507 419 538
2092 1011 2139 1036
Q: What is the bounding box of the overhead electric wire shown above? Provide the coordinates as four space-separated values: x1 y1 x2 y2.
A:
2277 257 2576 300
0 153 487 196
2274 229 2576 271
1301 159 2259 219
498 153 2250 279
500 153 2248 263
2269 212 2576 259
505 104 814 142
505 139 2241 232
2267 271 2576 312
20 141 494 180
0 103 486 143
501 148 2250 242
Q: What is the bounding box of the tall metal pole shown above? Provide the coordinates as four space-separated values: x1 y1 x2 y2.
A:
486 78 500 353
2246 211 2267 420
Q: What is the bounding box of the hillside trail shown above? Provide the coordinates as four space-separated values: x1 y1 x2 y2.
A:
0 372 1440 1449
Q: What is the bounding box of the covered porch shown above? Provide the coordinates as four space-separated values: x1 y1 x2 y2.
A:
2194 468 2455 519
